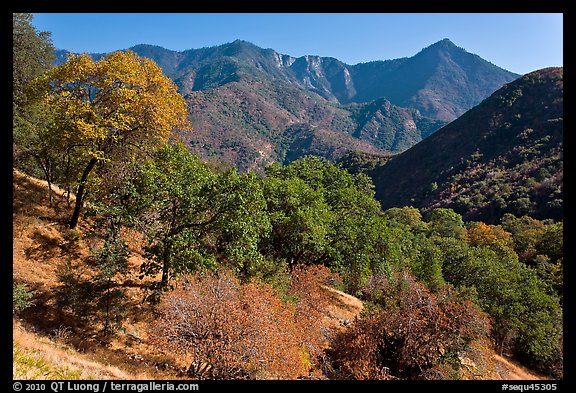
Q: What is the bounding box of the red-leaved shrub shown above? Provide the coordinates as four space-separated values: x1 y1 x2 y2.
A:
150 270 306 379
289 265 340 364
328 271 490 379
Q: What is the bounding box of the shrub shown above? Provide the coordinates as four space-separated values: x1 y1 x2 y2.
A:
150 270 307 379
54 260 95 323
328 272 490 380
13 282 36 315
289 265 340 362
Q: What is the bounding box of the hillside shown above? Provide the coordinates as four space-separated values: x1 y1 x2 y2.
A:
175 75 385 171
55 39 518 171
363 67 563 223
10 169 369 379
13 170 547 381
13 170 184 380
352 39 520 121
14 319 133 380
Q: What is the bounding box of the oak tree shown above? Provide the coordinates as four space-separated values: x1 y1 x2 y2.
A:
31 50 190 228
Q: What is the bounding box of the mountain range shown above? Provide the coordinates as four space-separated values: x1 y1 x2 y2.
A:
56 39 520 171
350 67 563 223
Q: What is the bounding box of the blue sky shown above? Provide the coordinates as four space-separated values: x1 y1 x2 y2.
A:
31 13 563 75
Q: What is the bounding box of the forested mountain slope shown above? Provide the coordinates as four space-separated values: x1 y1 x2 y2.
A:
365 67 563 223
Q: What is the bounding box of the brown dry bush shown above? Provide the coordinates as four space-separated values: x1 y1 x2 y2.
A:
289 264 340 363
149 270 307 379
328 271 490 380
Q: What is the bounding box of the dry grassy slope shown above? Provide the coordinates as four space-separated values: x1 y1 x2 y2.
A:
13 169 185 380
12 169 544 380
13 319 131 380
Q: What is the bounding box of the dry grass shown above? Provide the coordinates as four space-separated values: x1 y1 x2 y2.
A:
458 338 545 380
13 319 130 380
320 284 364 342
492 354 548 380
12 169 182 380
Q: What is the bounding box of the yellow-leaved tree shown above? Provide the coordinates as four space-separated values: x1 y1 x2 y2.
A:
32 50 190 228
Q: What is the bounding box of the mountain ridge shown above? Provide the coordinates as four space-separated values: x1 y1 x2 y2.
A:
362 67 563 223
55 39 521 171
55 38 520 119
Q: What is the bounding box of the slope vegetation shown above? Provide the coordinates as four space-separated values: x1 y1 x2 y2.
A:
13 170 546 380
366 67 563 223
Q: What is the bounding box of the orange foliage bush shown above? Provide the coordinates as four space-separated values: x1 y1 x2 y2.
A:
466 221 514 249
328 272 490 380
150 270 306 379
289 265 340 362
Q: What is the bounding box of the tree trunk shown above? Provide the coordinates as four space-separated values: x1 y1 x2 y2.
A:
103 279 111 336
69 157 98 229
66 186 71 206
37 156 54 207
160 203 179 288
45 168 54 208
160 238 171 288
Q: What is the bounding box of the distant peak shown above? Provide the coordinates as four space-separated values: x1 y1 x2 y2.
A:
416 38 464 56
130 43 160 49
221 39 260 52
129 43 169 51
230 39 256 47
430 38 457 49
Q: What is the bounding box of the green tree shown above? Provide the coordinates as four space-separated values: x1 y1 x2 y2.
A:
30 50 190 228
383 207 446 292
262 157 390 292
409 236 445 292
539 221 563 263
261 175 331 267
13 283 36 315
196 168 271 280
84 180 137 335
54 178 134 334
500 213 546 263
500 214 563 301
13 13 60 203
536 221 563 301
427 208 466 239
13 104 65 207
92 225 129 335
384 206 424 229
133 143 215 289
439 238 562 372
133 143 270 290
12 13 54 111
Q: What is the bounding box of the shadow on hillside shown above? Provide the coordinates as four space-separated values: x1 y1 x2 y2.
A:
17 288 130 354
17 287 86 339
24 230 63 260
13 171 72 224
17 267 158 353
